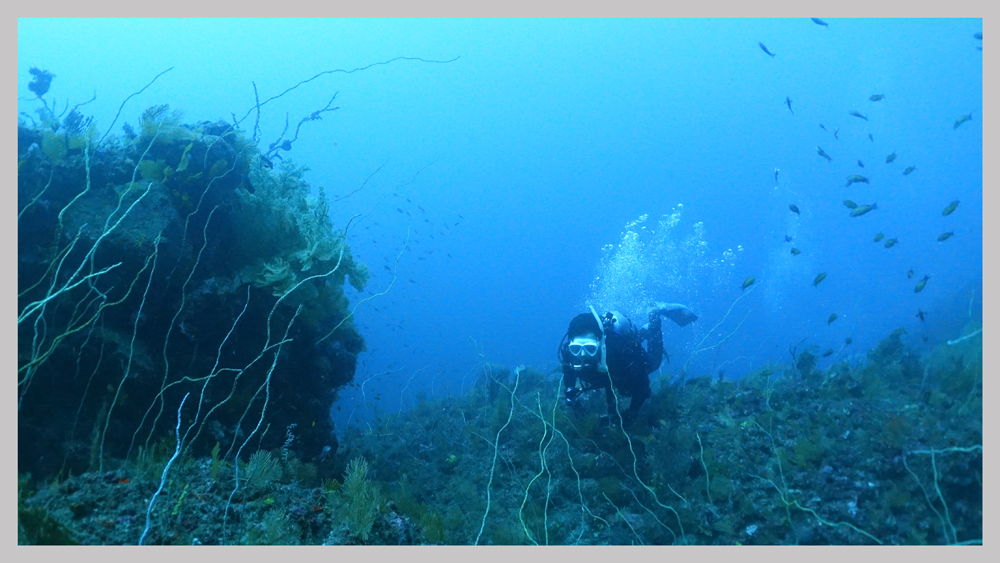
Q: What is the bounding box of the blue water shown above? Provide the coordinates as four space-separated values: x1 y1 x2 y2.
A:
18 18 982 436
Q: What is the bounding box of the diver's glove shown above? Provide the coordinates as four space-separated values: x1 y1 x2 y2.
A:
646 302 698 326
565 387 581 407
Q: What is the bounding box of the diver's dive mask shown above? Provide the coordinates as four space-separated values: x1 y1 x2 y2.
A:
568 338 600 357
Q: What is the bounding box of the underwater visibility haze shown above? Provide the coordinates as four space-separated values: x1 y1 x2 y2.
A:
17 18 982 545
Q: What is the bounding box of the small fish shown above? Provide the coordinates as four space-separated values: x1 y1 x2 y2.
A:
774 168 780 182
741 276 756 291
903 166 916 175
834 128 840 139
811 18 829 27
784 234 793 242
822 348 834 357
845 174 869 187
843 200 858 209
954 113 972 129
789 204 800 215
396 207 404 213
849 110 868 121
785 97 794 115
845 337 853 345
937 231 954 242
816 146 832 162
869 94 885 102
819 123 828 132
813 272 827 287
850 203 877 217
858 160 865 168
828 313 838 325
974 32 982 40
884 237 898 248
868 133 874 142
873 232 884 242
886 151 897 163
916 309 927 322
942 200 960 216
759 42 776 57
907 268 914 279
791 247 801 255
914 275 930 293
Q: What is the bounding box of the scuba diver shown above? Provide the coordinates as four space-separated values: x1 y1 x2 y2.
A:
558 303 698 427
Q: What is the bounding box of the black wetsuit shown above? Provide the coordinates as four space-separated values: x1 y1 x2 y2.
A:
560 312 664 423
